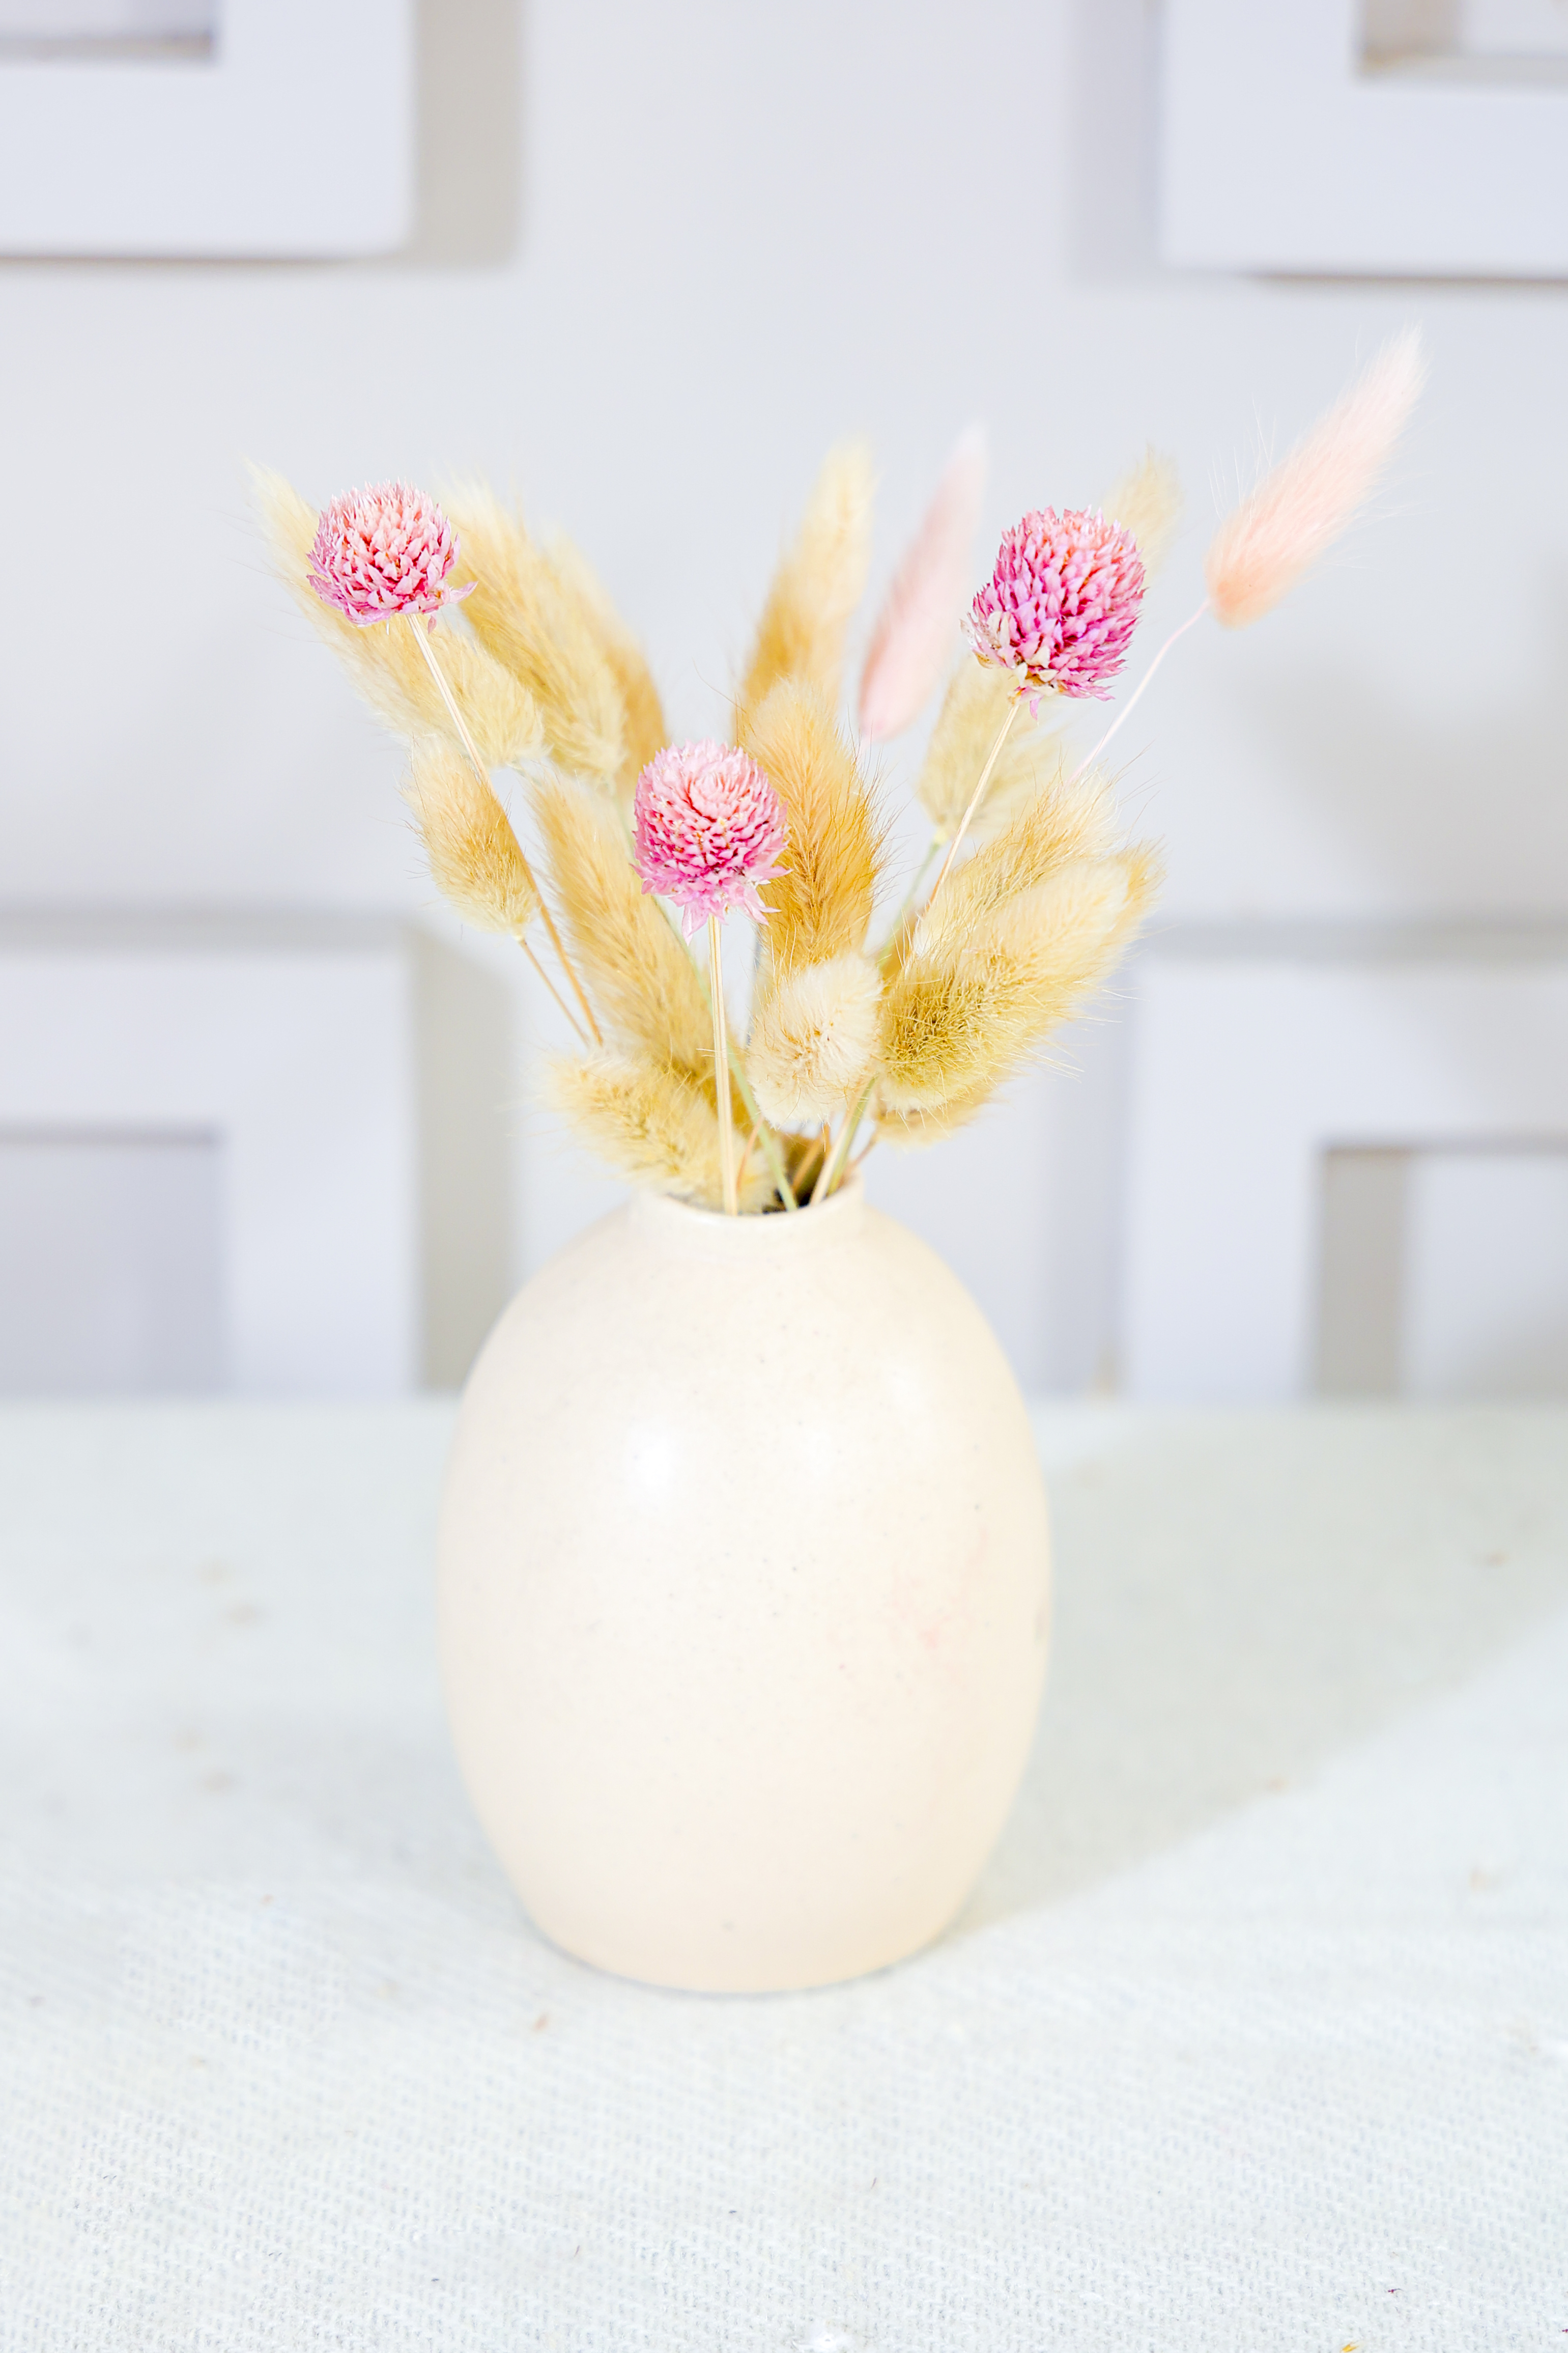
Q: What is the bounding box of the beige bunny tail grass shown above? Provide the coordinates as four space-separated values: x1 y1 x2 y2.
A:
406 738 540 935
748 951 882 1128
547 535 668 801
252 469 543 769
874 1078 996 1149
442 484 628 788
533 773 710 1072
545 1052 771 1212
735 440 875 731
1102 447 1183 578
879 846 1160 1116
1205 328 1426 630
913 659 1074 847
911 762 1122 969
743 681 885 974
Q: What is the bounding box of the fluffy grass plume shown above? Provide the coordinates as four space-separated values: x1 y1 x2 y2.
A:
406 738 540 936
748 951 882 1127
859 424 986 741
743 681 883 974
546 1052 771 1212
1102 447 1182 577
735 442 875 732
254 469 541 768
443 486 628 787
546 535 667 800
874 1078 997 1149
909 764 1120 973
1206 329 1426 630
915 660 1078 848
533 774 711 1072
879 848 1159 1114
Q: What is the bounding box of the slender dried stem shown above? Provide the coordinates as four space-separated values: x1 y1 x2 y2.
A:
730 1054 798 1212
1064 598 1209 789
519 937 589 1045
407 616 603 1046
793 1129 829 1203
708 916 738 1215
654 893 797 1210
922 692 1022 922
883 833 942 952
517 866 604 1045
818 1078 874 1199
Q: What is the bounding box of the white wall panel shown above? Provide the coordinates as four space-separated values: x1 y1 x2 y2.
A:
0 0 1563 1395
0 921 419 1393
1123 932 1568 1400
0 0 413 256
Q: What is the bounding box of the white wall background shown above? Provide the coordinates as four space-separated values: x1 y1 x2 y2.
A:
2 0 1565 1392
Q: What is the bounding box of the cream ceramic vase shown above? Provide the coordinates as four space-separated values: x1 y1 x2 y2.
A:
437 1178 1050 1993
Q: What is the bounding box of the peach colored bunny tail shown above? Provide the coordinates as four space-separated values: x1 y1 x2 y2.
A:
1205 329 1426 631
859 424 987 742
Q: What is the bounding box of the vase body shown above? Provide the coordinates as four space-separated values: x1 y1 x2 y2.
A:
437 1180 1049 1992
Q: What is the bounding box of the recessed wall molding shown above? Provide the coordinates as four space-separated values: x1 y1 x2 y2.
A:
1160 0 1568 277
0 0 414 258
0 910 511 1395
1121 922 1568 1401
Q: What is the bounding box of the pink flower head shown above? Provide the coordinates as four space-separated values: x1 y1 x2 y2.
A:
965 507 1146 701
307 480 474 631
633 740 788 938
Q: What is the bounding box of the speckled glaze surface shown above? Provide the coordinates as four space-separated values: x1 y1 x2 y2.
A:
436 1179 1050 1993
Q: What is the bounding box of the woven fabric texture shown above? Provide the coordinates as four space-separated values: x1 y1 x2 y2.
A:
2 1403 1565 2351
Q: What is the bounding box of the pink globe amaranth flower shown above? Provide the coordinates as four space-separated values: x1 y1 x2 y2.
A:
965 508 1146 701
633 740 789 938
307 480 475 630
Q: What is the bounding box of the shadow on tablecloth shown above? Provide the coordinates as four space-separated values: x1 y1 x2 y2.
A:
961 1406 1568 1934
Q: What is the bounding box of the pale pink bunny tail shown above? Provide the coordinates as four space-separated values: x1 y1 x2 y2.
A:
858 425 987 741
1205 329 1427 630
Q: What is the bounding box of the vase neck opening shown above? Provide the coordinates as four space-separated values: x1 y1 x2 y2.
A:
628 1171 867 1258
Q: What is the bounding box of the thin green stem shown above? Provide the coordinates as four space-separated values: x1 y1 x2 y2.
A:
818 1079 875 1200
729 1052 799 1211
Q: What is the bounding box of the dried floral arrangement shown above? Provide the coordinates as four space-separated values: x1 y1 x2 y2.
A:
258 332 1422 1217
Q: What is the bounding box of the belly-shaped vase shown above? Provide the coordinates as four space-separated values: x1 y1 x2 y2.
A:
437 1177 1049 1991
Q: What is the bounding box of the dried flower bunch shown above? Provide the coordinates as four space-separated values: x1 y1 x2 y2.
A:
259 332 1422 1217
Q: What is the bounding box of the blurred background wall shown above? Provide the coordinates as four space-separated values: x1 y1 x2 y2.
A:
2 0 1566 1399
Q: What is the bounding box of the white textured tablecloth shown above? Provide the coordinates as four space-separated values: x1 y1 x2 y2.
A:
2 1402 1565 2351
